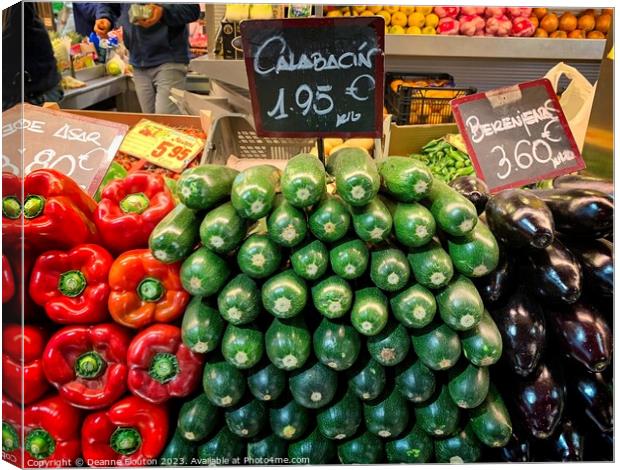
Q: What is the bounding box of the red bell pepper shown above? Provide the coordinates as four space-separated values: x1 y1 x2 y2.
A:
108 249 189 329
127 324 203 404
23 169 98 250
3 254 15 303
94 172 175 253
81 396 168 467
21 395 82 467
29 244 113 324
2 394 22 467
42 324 131 410
2 172 22 247
2 324 50 405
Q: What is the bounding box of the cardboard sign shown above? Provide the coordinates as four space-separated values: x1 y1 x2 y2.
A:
2 104 128 195
119 119 205 173
241 17 385 138
451 79 585 193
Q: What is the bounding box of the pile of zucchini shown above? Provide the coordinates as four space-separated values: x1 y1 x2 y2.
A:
150 148 510 465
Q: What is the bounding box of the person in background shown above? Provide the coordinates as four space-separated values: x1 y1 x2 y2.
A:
72 2 99 36
2 3 63 110
94 3 200 114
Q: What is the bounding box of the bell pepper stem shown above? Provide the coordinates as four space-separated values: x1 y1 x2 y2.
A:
58 270 87 297
119 193 150 214
2 422 19 452
137 277 164 302
23 195 45 219
75 351 105 379
2 196 21 219
25 429 56 460
148 352 179 383
109 427 141 456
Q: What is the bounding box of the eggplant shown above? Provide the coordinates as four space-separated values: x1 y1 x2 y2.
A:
491 287 545 377
495 427 532 462
547 301 611 373
569 371 613 433
485 189 555 250
549 418 584 461
514 363 565 439
563 239 613 297
552 174 613 200
526 239 582 304
584 429 613 462
449 176 490 215
474 254 515 307
533 188 613 239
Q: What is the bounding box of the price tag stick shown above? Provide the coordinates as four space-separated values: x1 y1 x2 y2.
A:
316 137 326 166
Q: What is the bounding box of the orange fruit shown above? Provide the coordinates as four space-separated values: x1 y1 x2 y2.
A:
407 12 425 28
352 6 367 14
581 9 596 16
416 7 434 15
550 30 568 38
391 11 408 27
385 6 400 14
533 8 548 19
578 14 596 32
596 14 611 34
360 10 374 17
400 7 415 15
529 16 539 29
405 25 422 35
540 13 559 33
602 8 613 16
587 30 606 39
376 10 391 26
368 6 383 14
534 28 548 37
568 29 585 39
559 13 578 32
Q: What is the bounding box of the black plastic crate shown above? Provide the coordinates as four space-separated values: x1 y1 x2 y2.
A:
385 72 476 126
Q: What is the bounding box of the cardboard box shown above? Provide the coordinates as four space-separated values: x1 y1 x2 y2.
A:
221 21 243 60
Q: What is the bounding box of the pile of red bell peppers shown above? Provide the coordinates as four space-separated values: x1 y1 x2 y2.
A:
2 169 198 468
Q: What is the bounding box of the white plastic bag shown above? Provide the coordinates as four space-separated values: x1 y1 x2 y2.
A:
544 62 596 152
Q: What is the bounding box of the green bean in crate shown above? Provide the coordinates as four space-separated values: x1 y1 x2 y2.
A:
411 135 476 183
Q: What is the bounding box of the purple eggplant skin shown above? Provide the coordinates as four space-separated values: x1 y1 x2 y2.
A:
495 429 532 462
550 419 584 462
449 176 490 215
548 301 612 373
474 254 515 307
526 239 582 304
533 188 613 239
485 189 555 250
515 363 565 439
552 174 614 200
570 371 613 433
491 287 545 378
563 238 613 297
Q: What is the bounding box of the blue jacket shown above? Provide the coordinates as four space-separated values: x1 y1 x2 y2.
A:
73 3 99 36
96 4 200 68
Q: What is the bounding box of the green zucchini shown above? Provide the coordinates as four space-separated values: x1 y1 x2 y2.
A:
231 165 281 220
390 284 437 329
363 385 410 439
267 196 307 247
265 317 311 371
199 202 247 254
460 310 503 366
203 357 246 407
434 423 482 463
366 321 410 367
289 361 338 409
269 398 310 441
308 195 351 243
290 239 329 281
178 394 218 442
351 197 393 243
395 357 436 403
385 424 433 463
436 274 484 331
350 287 388 336
425 177 478 236
247 362 287 402
330 239 369 280
176 165 238 210
182 297 225 354
237 234 282 279
224 397 267 438
160 431 196 466
337 432 384 464
288 428 336 464
281 153 326 208
313 317 361 371
149 203 199 263
448 362 490 409
247 434 287 462
180 247 230 297
407 239 454 290
311 275 353 319
317 389 363 441
327 147 380 207
221 323 264 369
197 427 245 462
414 385 460 437
261 269 307 319
217 274 260 325
411 321 462 371
393 202 436 248
468 384 512 447
370 248 410 292
447 221 500 278
378 156 433 202
347 355 386 401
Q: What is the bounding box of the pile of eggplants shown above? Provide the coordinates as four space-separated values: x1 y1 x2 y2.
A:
449 174 613 462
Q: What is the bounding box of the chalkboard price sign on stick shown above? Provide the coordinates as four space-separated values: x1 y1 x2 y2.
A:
240 17 385 138
451 79 585 193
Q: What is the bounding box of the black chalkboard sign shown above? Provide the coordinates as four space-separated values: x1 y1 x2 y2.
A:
451 79 585 193
240 17 385 138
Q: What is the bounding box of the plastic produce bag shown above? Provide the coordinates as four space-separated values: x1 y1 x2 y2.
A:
544 62 596 152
